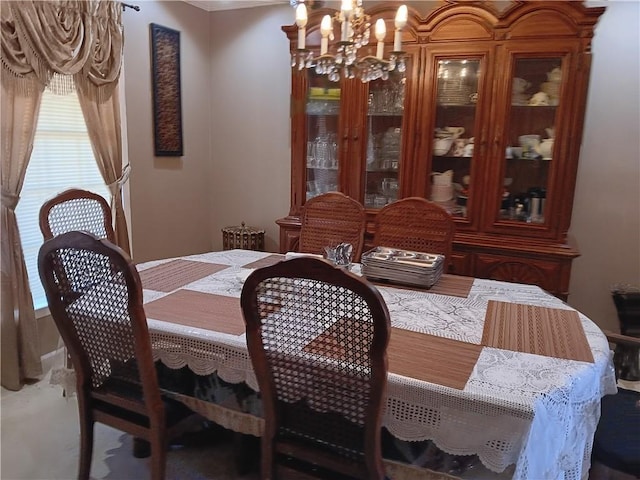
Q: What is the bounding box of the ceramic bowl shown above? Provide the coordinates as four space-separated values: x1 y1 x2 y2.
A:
518 135 540 148
510 146 523 158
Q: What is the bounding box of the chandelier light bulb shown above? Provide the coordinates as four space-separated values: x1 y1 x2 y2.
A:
320 15 332 55
340 0 353 42
296 3 308 49
341 0 353 19
375 18 386 41
393 5 408 51
395 5 408 29
375 19 386 59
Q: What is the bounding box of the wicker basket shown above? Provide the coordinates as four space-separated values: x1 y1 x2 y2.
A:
222 222 264 251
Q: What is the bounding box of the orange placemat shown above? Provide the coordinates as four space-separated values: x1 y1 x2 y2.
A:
139 259 229 293
371 274 474 298
144 290 245 335
242 254 285 270
388 328 482 389
305 322 482 390
427 274 474 298
481 300 594 363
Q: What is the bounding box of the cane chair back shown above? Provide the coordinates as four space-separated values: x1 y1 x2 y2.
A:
611 286 640 381
592 331 640 477
40 188 115 242
241 257 391 479
38 231 193 480
373 197 455 261
612 287 640 337
299 192 366 262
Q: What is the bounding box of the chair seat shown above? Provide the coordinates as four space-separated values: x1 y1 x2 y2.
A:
592 387 640 476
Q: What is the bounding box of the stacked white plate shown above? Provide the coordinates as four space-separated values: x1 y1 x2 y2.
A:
361 247 445 288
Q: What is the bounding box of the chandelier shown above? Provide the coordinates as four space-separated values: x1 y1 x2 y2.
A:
291 1 408 83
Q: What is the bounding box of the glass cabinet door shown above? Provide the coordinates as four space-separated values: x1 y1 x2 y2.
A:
501 57 561 223
363 70 406 209
305 73 342 201
431 58 481 220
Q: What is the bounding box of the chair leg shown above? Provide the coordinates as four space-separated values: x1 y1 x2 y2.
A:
261 438 275 480
233 432 260 475
132 437 151 458
78 416 94 480
149 434 168 480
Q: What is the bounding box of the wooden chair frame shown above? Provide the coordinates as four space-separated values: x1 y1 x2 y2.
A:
591 331 640 477
373 197 455 262
39 188 115 242
38 231 193 480
299 192 366 262
241 257 390 479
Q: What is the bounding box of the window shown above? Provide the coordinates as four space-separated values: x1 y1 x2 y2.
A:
16 88 109 311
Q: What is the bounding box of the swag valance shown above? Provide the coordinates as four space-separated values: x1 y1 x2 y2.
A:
1 0 123 97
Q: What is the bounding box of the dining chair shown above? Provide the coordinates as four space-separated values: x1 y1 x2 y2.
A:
298 191 366 262
39 188 115 242
39 188 116 389
611 286 640 380
591 331 640 478
38 231 195 480
240 257 391 479
373 197 455 262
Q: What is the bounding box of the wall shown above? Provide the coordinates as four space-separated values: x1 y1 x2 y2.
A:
119 1 638 334
207 6 292 253
122 1 214 263
567 0 640 331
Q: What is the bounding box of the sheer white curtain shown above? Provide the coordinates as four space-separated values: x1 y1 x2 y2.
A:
0 0 127 390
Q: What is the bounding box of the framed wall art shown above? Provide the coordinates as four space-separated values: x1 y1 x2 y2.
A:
150 23 183 156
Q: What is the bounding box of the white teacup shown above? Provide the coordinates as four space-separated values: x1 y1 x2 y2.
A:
445 126 465 139
547 67 562 83
529 92 549 106
452 138 467 157
513 77 531 93
433 137 454 156
463 143 474 157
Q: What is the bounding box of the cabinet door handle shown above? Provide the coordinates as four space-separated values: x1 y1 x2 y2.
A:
353 127 360 141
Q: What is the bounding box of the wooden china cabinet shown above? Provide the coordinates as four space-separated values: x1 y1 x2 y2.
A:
277 1 604 299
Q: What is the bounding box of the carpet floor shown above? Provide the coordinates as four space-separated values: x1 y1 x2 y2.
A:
1 352 261 480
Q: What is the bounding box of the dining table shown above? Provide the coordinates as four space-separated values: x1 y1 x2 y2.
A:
136 248 617 480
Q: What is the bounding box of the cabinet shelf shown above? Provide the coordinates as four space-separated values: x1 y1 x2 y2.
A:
366 168 400 173
368 111 404 117
506 156 552 161
306 111 340 117
511 105 558 110
437 104 476 108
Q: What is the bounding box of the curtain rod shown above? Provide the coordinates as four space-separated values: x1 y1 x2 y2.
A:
122 3 140 11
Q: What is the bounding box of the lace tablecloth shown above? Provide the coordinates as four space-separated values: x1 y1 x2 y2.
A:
140 249 616 480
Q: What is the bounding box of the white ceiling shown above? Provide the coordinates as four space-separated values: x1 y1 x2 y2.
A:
183 0 290 11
